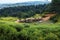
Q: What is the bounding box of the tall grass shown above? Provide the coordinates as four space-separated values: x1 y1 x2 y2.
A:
0 17 60 40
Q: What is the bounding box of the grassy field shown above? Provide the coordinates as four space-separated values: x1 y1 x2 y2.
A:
0 17 60 40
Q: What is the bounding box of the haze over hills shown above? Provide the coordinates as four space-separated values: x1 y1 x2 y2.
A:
0 1 50 9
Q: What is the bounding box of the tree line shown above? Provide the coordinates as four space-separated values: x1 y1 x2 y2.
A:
0 0 60 18
0 4 48 18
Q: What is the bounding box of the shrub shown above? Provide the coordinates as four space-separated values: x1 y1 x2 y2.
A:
0 21 60 40
45 33 59 40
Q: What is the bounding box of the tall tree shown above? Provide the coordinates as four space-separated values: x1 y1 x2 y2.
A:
50 0 60 14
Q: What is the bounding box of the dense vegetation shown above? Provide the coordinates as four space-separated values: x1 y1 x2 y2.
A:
0 0 60 40
0 17 60 40
50 0 60 14
0 4 47 18
0 0 60 18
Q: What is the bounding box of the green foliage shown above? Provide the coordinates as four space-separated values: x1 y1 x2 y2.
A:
42 12 49 16
33 14 41 18
0 20 60 40
0 17 18 22
45 33 59 40
0 0 60 39
0 4 46 18
50 0 60 14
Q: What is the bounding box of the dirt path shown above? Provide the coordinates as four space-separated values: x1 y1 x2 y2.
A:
15 13 56 23
42 13 56 21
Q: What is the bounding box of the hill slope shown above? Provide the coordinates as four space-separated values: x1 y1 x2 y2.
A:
0 1 50 9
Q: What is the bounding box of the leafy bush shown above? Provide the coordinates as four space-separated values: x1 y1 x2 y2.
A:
0 17 18 22
0 21 60 40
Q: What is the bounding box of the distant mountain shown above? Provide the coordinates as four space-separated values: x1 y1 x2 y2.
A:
0 1 50 9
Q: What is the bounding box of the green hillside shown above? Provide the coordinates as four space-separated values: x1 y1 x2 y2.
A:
0 0 60 40
0 17 60 40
